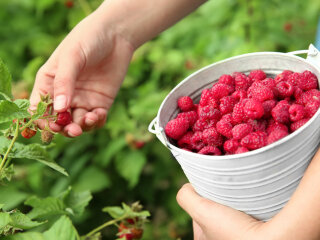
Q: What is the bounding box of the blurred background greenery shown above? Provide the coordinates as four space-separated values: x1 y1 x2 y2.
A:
0 0 319 239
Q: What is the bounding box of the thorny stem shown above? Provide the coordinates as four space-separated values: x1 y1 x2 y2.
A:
0 121 19 172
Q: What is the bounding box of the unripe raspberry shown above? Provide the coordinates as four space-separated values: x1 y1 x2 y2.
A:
41 130 54 144
56 112 72 126
178 96 194 112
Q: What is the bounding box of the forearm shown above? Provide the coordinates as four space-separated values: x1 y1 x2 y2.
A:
95 0 207 49
264 148 320 240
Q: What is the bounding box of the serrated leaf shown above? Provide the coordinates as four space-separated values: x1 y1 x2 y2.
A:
102 206 125 219
43 215 77 240
0 58 12 98
115 151 146 188
0 164 14 182
61 188 92 216
0 121 11 130
0 101 30 124
31 102 47 120
10 211 45 230
1 232 44 240
0 93 11 101
132 210 151 218
0 212 11 230
13 99 30 111
25 196 66 220
0 186 29 211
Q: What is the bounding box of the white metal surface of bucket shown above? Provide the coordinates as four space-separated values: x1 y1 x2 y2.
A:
149 44 320 221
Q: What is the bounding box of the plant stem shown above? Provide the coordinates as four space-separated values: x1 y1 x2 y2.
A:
0 121 19 172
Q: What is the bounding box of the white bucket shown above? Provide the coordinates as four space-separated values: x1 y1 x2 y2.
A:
149 44 320 221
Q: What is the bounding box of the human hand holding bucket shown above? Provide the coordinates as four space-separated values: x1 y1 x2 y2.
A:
149 44 320 221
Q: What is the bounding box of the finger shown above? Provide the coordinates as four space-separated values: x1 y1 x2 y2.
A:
83 112 99 131
193 221 204 240
92 108 107 128
176 184 260 234
36 119 62 132
62 122 83 138
53 44 85 112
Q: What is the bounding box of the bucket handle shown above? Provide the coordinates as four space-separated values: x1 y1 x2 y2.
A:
148 117 172 149
287 44 320 70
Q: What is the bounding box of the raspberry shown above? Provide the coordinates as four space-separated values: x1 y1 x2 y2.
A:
178 96 194 112
275 70 293 84
261 78 276 89
64 0 74 8
298 70 318 90
289 104 305 122
232 90 247 102
247 83 274 102
218 74 235 86
223 139 239 154
165 118 189 140
199 105 221 122
235 147 249 154
21 128 37 139
191 131 205 151
192 119 216 132
199 89 213 107
131 228 143 239
290 118 310 132
266 120 288 135
248 70 266 81
56 111 72 126
232 123 253 140
211 83 234 99
207 96 219 108
275 81 294 98
234 72 250 91
244 99 264 119
293 86 303 100
219 96 236 114
177 111 198 126
296 89 320 105
202 128 223 146
198 146 222 155
305 101 320 118
240 131 267 150
221 113 234 124
262 100 277 119
41 130 54 144
232 100 247 124
216 120 233 138
271 100 290 124
177 131 193 149
267 129 288 145
287 72 301 86
248 119 267 132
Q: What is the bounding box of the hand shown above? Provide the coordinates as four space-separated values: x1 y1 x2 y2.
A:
176 183 266 240
30 10 134 137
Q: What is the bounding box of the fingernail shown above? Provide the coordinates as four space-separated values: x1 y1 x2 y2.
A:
85 118 95 127
54 95 67 111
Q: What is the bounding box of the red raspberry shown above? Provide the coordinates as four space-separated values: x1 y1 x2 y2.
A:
223 139 239 154
290 118 310 132
267 129 288 144
218 74 235 86
191 131 205 151
296 89 320 105
234 72 250 91
232 90 247 102
266 120 288 135
178 96 194 112
262 100 277 119
165 118 189 140
248 70 266 81
293 86 303 100
177 131 193 149
21 128 37 139
287 72 301 86
298 70 318 90
232 100 248 124
240 131 267 150
305 101 320 118
275 81 294 98
198 146 222 155
207 96 219 108
232 123 253 140
64 0 74 8
271 100 290 124
244 99 264 119
56 112 72 126
199 89 213 107
192 119 216 132
221 113 234 124
247 83 274 102
216 120 233 138
289 104 305 122
177 111 198 126
219 96 236 115
235 146 249 154
199 106 221 122
275 70 293 84
261 78 276 89
247 119 267 132
131 228 143 239
202 128 223 146
211 83 234 99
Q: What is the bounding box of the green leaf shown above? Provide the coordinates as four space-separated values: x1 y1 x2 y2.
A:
102 206 125 219
10 211 45 230
0 58 12 98
0 212 11 230
115 150 146 188
0 186 29 211
0 164 14 182
61 188 92 216
25 196 66 220
80 232 101 240
0 101 30 124
31 102 47 120
0 121 11 130
0 93 11 101
1 232 44 240
14 99 30 111
43 216 77 240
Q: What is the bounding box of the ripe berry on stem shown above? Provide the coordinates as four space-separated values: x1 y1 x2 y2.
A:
56 112 72 126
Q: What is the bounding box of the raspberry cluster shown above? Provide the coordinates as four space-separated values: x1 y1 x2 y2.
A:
165 70 319 155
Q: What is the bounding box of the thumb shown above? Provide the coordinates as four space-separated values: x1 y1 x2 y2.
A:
53 47 85 112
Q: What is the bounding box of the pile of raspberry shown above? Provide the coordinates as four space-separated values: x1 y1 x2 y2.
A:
165 70 320 155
